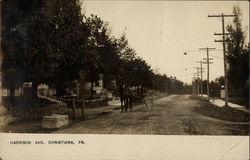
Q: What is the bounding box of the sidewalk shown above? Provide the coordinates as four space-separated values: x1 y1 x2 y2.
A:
197 94 250 114
209 99 250 113
0 99 122 133
84 100 121 116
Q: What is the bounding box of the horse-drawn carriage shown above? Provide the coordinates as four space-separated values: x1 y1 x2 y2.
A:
120 89 155 112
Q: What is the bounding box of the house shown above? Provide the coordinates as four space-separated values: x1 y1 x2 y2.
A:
85 79 104 94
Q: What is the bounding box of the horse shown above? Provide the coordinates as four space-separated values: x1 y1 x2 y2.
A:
120 88 133 112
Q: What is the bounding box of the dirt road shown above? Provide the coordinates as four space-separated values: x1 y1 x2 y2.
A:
53 95 249 135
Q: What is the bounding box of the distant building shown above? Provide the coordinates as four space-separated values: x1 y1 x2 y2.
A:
85 79 104 94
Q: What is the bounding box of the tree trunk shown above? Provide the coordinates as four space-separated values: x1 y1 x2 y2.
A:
72 96 76 120
56 83 65 97
90 80 94 99
103 75 108 89
79 70 86 119
119 82 124 108
141 86 144 96
9 83 15 107
32 82 38 99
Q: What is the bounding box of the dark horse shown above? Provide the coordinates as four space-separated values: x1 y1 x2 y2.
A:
120 88 133 112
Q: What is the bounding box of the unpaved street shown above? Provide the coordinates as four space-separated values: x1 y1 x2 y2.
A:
53 95 249 135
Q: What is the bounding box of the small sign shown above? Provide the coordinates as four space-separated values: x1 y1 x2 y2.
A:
220 90 225 98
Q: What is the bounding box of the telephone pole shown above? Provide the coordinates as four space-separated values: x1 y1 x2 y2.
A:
192 80 195 95
208 13 237 107
192 73 197 95
194 67 200 96
199 47 215 100
195 61 205 97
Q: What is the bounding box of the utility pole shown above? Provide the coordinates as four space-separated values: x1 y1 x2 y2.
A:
192 80 195 95
195 61 205 97
192 73 197 95
193 81 196 95
199 47 215 100
194 67 200 96
208 13 237 107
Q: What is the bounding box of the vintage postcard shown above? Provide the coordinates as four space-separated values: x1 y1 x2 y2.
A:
0 0 249 159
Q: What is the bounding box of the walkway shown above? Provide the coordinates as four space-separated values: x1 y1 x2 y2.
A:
210 99 250 113
197 94 249 113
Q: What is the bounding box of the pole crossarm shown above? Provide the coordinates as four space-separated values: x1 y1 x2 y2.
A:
208 14 237 17
195 61 203 63
203 62 213 64
215 39 233 43
214 33 231 35
199 48 216 50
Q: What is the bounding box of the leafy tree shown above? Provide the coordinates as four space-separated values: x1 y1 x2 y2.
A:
226 5 249 99
152 74 169 92
128 57 153 89
151 74 186 94
114 33 132 99
1 0 88 101
46 0 87 97
1 0 35 104
84 15 120 98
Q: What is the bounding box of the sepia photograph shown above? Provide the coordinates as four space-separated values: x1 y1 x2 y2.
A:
0 0 249 137
1 1 249 160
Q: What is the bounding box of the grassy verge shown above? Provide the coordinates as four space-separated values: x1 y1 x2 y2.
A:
228 97 248 108
191 96 249 122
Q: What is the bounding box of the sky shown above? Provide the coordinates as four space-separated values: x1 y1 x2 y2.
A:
81 1 249 84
